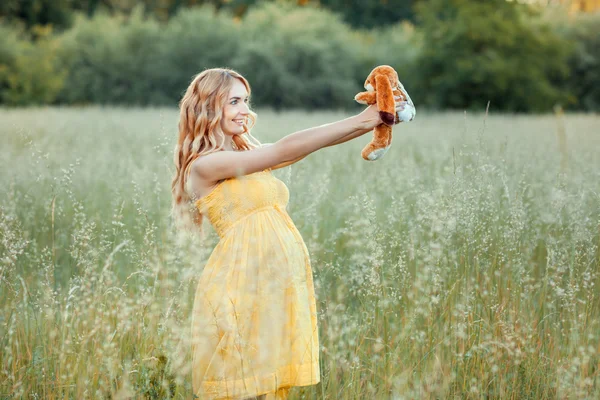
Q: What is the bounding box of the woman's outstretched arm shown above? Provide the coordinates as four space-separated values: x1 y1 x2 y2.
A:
192 105 382 182
271 124 372 169
268 123 374 170
275 105 381 159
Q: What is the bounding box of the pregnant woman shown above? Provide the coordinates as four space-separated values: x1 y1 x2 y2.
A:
170 68 405 400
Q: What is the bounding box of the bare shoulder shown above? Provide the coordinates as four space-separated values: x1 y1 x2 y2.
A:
187 157 221 200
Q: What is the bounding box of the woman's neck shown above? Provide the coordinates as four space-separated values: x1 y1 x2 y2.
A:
222 134 235 151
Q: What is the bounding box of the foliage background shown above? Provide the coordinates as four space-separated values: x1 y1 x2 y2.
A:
0 0 599 112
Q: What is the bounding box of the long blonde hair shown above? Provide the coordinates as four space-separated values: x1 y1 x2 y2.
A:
171 68 261 233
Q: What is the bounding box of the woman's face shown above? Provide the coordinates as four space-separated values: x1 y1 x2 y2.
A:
221 79 250 137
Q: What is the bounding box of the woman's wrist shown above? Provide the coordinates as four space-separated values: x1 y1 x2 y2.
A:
324 126 369 148
351 114 371 132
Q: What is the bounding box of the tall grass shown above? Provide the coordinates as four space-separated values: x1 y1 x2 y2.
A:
0 107 599 399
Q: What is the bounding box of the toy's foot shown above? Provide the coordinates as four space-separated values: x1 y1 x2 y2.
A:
363 145 390 161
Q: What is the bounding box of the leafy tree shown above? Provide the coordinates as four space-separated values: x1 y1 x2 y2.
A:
0 0 74 32
414 0 571 112
351 21 422 97
552 12 600 111
0 24 65 105
314 0 417 28
0 0 418 29
55 7 167 105
55 5 242 106
230 2 359 110
158 5 241 102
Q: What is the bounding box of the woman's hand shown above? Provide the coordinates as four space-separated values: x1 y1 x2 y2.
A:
355 96 406 131
355 104 383 131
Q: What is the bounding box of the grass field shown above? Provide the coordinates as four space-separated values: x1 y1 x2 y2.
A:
1 107 599 399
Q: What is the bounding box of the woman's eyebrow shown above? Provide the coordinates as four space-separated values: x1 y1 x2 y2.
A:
229 95 249 100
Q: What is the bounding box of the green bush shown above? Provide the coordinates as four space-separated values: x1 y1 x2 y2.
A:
414 0 571 112
315 0 416 29
2 1 597 111
552 12 600 111
157 5 241 104
231 2 360 110
0 24 65 106
56 5 244 106
56 7 166 105
0 0 74 32
351 21 423 102
0 25 20 99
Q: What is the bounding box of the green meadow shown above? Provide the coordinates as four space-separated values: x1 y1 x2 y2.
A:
1 107 599 399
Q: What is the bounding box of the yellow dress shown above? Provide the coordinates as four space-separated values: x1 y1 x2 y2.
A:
191 169 320 400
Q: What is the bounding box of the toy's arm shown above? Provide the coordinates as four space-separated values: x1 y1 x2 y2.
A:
354 91 377 105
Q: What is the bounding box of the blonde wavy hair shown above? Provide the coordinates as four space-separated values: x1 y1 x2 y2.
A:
171 68 262 233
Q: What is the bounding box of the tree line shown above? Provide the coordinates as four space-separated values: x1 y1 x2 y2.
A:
0 0 418 30
0 0 598 112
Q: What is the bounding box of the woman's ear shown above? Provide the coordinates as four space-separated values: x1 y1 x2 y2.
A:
375 74 395 126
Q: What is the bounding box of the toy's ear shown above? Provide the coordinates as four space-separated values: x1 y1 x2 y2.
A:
375 74 395 126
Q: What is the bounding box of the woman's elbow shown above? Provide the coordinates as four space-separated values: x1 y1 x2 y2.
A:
272 139 297 163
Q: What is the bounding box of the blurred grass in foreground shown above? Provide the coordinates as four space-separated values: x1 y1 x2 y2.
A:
0 107 599 398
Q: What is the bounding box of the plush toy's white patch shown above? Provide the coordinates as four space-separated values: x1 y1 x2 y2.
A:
365 83 374 92
396 105 415 122
396 83 416 122
367 146 390 160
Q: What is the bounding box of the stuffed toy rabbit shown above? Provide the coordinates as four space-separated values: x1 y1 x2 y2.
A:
355 65 416 161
